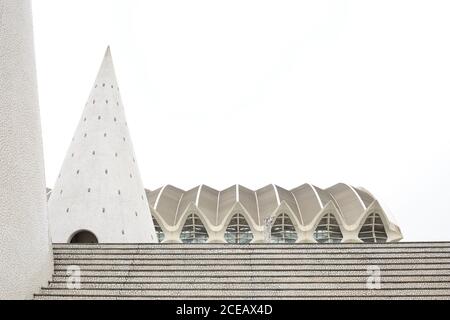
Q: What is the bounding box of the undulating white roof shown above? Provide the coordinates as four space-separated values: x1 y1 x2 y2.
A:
147 183 402 243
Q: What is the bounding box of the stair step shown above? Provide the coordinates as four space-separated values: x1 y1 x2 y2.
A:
53 264 450 271
52 253 450 260
50 275 450 283
34 295 450 300
52 258 450 266
36 288 450 297
52 242 450 249
53 256 450 264
45 281 450 290
52 247 450 255
51 269 450 277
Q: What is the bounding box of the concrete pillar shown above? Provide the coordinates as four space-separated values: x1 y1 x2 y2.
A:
0 0 53 299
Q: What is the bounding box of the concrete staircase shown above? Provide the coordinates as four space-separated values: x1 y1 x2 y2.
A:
34 242 450 300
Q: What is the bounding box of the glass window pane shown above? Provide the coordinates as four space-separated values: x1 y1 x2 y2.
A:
358 213 388 243
152 215 165 243
225 213 253 244
180 213 208 243
270 213 298 243
313 213 343 243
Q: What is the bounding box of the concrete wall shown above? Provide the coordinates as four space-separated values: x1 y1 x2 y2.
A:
0 0 53 299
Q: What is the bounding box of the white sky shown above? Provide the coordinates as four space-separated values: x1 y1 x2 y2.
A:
32 0 450 241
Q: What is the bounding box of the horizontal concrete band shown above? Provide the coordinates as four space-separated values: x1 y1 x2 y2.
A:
52 269 450 277
53 257 450 264
53 250 450 256
35 296 450 300
55 259 450 269
45 282 450 290
35 288 450 296
53 265 450 271
53 253 450 260
50 275 450 283
52 242 450 249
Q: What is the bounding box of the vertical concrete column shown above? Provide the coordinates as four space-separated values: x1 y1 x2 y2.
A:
0 0 53 299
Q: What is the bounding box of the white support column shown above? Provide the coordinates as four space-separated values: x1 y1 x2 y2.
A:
0 0 53 299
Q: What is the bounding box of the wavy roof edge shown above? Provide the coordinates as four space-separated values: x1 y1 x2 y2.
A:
146 183 402 238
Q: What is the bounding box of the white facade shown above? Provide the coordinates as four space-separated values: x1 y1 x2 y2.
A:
148 183 403 243
47 47 156 243
0 0 53 299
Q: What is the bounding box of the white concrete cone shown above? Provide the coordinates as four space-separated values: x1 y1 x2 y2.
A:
0 0 53 299
48 47 157 243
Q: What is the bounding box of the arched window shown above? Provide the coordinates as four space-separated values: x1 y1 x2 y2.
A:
225 213 253 244
313 213 343 243
271 213 298 243
69 230 98 244
152 215 165 243
180 213 208 243
358 213 388 243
